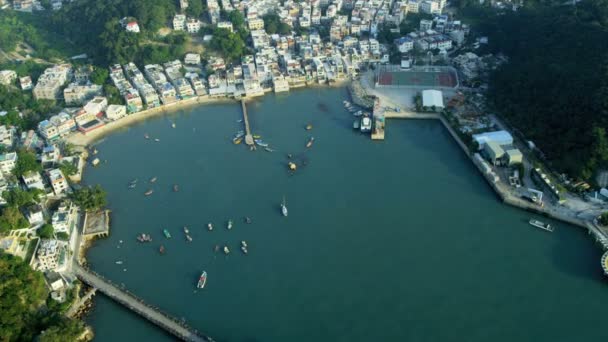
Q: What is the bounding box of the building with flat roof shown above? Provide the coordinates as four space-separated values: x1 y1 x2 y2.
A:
33 64 72 100
422 89 444 109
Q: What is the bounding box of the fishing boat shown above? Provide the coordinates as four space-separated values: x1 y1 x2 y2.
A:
183 226 190 234
173 184 179 192
529 219 554 232
353 120 360 130
227 219 233 230
92 158 100 166
254 139 269 147
306 124 313 130
115 261 123 265
281 196 288 217
354 110 364 117
233 137 243 145
144 133 150 139
186 234 193 242
223 246 230 254
253 134 262 139
136 234 152 242
264 147 275 152
306 137 314 148
159 245 165 254
92 148 98 155
234 131 245 138
197 271 207 289
214 245 220 252
163 229 172 238
144 189 154 196
154 138 160 142
150 177 157 183
171 122 176 128
207 223 213 231
245 217 252 224
241 246 248 254
129 183 137 189
241 241 248 248
288 162 297 171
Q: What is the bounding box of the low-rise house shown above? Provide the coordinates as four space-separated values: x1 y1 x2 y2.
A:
33 64 72 100
186 19 201 33
0 125 15 148
173 14 186 31
74 109 105 133
421 89 444 110
125 21 140 33
0 70 17 85
38 120 59 141
22 171 45 191
184 53 201 65
47 169 69 196
185 73 206 95
83 96 108 117
19 76 33 90
20 130 42 151
26 205 44 225
49 111 77 137
105 104 127 120
394 37 414 53
51 201 72 234
41 145 60 167
248 18 264 30
63 83 103 105
217 21 233 32
36 239 61 271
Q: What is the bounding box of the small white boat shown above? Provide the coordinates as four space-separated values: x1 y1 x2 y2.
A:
115 261 123 265
207 223 213 231
281 196 288 217
186 234 193 242
223 246 230 254
241 241 248 248
183 226 190 234
154 138 160 142
227 220 233 230
92 158 100 166
171 122 176 128
360 117 372 133
197 271 207 289
529 219 554 232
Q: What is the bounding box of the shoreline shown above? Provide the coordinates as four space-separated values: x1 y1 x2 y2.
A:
66 80 352 147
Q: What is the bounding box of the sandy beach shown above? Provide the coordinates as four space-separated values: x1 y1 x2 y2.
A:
66 95 236 147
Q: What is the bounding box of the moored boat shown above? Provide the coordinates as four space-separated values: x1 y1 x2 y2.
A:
306 137 314 148
353 120 360 130
254 139 269 147
129 183 137 189
92 158 100 166
207 223 213 231
144 189 154 196
360 117 372 133
150 177 157 183
197 271 207 289
186 234 192 242
173 184 179 192
529 219 554 232
253 134 262 139
144 133 150 139
245 217 252 224
306 124 313 130
227 219 233 230
241 246 248 254
223 246 230 254
183 226 190 234
288 162 297 171
281 196 288 217
159 245 165 254
163 229 172 238
233 137 243 145
264 147 275 152
154 138 160 142
171 122 176 128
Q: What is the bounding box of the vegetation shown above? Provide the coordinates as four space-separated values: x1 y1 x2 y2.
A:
56 232 69 241
599 212 608 226
476 1 608 181
0 252 85 341
70 185 107 211
186 0 204 18
210 28 245 63
0 85 59 130
262 13 291 35
2 188 42 207
59 160 78 177
13 150 43 177
89 67 109 85
0 206 29 233
37 224 55 239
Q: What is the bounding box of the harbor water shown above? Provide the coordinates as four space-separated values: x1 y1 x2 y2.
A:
84 87 608 341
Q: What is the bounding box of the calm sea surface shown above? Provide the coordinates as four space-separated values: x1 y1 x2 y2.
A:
83 87 608 342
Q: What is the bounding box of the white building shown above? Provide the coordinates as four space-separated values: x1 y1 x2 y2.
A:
421 89 444 109
248 18 265 30
217 21 233 32
394 37 414 53
36 239 61 271
420 0 441 14
26 205 44 225
33 64 72 100
22 171 45 191
173 14 186 31
83 96 108 116
0 70 17 85
186 19 201 33
125 21 140 33
0 125 15 147
47 169 69 196
420 19 433 31
472 130 514 150
105 104 127 120
184 53 201 65
63 83 103 105
0 152 17 175
19 76 33 90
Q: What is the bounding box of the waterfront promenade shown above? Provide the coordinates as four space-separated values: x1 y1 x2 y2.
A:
73 264 210 342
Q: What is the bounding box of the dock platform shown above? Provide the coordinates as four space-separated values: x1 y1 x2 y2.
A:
241 100 254 146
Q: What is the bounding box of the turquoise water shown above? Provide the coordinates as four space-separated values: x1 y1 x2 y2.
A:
84 87 608 341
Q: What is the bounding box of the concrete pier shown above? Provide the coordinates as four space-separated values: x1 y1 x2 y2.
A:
241 100 254 146
73 264 211 342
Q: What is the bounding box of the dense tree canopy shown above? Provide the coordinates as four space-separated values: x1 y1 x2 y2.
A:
480 1 608 180
262 13 291 35
13 150 43 177
70 185 107 210
210 28 245 63
186 0 204 18
0 206 29 233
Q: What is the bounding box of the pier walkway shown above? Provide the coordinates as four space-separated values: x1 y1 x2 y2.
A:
66 287 96 318
73 264 210 342
241 100 254 146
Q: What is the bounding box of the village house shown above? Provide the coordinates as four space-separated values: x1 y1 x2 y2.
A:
22 171 45 191
47 169 70 196
19 76 33 90
52 201 72 234
0 70 17 85
63 83 103 105
105 104 127 121
0 125 15 147
36 239 61 271
33 64 72 100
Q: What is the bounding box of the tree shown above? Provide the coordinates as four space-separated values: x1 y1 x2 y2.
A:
210 28 245 63
600 212 608 226
0 206 29 232
38 317 85 342
13 150 42 177
59 161 78 176
0 252 47 341
187 0 204 18
103 84 123 105
2 188 41 207
70 185 107 211
262 13 290 35
90 67 109 85
37 224 54 239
